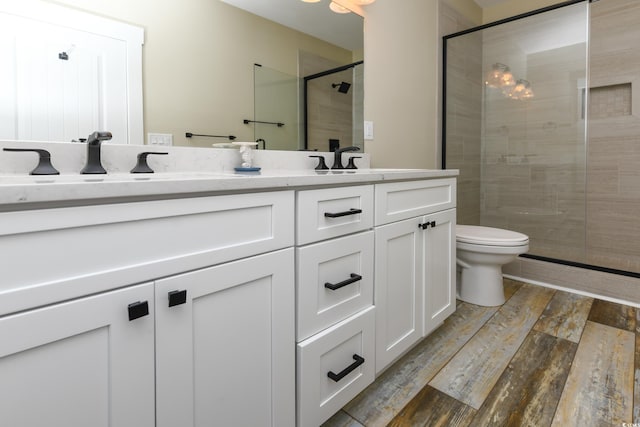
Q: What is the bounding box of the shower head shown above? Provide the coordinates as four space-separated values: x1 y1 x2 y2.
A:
332 82 351 94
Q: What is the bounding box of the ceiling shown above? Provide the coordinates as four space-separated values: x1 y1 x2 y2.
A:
220 0 364 51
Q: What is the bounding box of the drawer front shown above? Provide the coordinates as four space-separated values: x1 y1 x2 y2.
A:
375 178 456 226
0 191 294 316
297 306 375 427
296 231 374 341
297 185 374 245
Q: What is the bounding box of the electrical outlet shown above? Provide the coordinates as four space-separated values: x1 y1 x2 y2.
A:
364 121 374 140
148 133 173 146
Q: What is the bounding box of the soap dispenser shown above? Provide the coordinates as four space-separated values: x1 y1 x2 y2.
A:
232 141 260 172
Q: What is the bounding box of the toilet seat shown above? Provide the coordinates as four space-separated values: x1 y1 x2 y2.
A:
456 225 529 247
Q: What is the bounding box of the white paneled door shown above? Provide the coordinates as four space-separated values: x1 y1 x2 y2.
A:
0 1 143 144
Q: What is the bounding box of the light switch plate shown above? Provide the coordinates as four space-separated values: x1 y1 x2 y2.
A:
364 121 374 140
148 133 173 146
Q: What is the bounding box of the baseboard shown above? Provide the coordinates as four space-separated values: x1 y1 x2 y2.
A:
503 256 640 307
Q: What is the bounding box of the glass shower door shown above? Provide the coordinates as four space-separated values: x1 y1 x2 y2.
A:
444 2 590 266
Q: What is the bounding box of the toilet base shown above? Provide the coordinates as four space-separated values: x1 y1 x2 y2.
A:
457 264 505 307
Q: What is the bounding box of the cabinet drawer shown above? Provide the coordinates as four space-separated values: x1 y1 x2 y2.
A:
375 178 456 225
297 306 375 427
296 231 374 341
297 185 374 245
0 191 294 317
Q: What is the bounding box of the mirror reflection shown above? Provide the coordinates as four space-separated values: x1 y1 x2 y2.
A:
0 0 364 151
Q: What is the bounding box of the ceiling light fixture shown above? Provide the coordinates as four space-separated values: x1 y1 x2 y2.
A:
506 79 534 100
301 0 321 3
485 63 514 88
485 63 534 100
329 1 351 13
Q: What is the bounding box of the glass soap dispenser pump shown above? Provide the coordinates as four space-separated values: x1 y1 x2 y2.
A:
232 141 260 172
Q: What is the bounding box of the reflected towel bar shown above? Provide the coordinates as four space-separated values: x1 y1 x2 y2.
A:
243 119 284 127
185 132 236 140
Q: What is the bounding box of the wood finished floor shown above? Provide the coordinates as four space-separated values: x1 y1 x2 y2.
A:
323 279 640 427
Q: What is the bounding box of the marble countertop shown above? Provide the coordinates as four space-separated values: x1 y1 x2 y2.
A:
0 168 458 208
0 140 458 209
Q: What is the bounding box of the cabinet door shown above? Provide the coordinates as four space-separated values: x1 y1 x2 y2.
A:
422 208 456 336
0 283 155 427
374 218 423 374
155 249 295 427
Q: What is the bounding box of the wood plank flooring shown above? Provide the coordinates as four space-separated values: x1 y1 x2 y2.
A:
324 280 639 427
552 321 634 426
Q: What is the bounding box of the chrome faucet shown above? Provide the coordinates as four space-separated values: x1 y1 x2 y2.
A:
332 146 360 170
80 131 112 174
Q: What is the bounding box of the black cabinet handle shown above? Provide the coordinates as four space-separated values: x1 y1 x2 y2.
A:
325 273 362 291
418 220 437 230
128 301 149 321
327 354 365 382
168 290 187 307
324 208 362 218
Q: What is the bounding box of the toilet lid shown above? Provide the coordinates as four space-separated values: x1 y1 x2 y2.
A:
456 225 529 246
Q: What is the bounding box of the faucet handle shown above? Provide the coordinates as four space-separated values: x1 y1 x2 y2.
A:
131 152 168 173
3 148 60 175
346 156 361 170
309 155 329 170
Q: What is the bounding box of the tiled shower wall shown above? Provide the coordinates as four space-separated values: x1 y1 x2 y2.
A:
586 0 640 273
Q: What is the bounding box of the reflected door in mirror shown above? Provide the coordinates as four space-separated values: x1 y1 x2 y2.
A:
0 4 142 144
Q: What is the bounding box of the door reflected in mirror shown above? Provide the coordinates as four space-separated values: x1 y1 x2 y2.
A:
1 0 364 151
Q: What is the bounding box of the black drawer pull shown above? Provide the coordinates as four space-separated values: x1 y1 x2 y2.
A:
327 354 365 382
324 208 362 218
325 273 362 291
168 290 187 307
128 301 149 321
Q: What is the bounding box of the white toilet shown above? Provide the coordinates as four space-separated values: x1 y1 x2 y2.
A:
456 225 529 307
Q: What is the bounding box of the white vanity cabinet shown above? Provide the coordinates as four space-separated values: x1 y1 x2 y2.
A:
0 282 155 427
0 190 295 427
0 167 459 427
155 249 294 427
374 179 457 374
295 185 376 426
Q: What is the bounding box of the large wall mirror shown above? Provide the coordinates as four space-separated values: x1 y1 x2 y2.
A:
0 0 364 151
